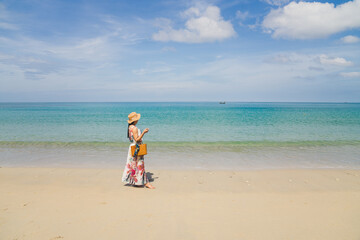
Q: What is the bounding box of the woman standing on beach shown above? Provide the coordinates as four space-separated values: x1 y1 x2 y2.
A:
122 112 155 189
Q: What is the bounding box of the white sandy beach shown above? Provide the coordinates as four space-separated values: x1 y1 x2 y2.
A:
1 167 360 240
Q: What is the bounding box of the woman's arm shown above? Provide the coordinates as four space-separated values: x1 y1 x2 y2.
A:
131 127 149 142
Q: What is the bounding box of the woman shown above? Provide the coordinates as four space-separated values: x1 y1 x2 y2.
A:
122 112 155 189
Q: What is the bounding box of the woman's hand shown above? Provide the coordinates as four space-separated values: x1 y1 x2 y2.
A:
143 128 149 134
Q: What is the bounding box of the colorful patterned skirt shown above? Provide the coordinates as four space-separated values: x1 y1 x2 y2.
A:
122 143 148 185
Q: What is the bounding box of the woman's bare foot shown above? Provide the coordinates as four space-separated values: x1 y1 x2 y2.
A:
145 183 155 189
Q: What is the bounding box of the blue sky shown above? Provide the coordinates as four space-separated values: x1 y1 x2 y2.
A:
0 0 359 102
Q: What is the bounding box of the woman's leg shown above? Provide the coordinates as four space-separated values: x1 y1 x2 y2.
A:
137 159 155 189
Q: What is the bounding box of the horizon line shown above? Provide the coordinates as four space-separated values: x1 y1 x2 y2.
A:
0 101 359 104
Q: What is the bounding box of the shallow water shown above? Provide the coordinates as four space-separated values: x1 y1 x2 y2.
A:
1 144 359 170
0 102 359 169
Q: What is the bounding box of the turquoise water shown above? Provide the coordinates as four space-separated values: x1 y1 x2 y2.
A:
0 102 359 169
0 102 360 144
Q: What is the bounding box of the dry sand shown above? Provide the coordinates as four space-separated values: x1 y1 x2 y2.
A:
1 167 360 240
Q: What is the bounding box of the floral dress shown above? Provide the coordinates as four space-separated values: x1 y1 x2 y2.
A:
122 125 148 185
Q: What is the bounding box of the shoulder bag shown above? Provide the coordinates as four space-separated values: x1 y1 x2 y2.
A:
131 143 147 157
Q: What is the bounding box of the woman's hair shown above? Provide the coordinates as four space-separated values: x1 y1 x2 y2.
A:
127 122 136 141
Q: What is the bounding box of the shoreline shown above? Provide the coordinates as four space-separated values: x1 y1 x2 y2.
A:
1 167 360 239
1 165 360 171
1 140 360 149
2 144 360 170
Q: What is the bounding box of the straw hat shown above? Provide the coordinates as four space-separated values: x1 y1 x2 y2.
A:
128 112 141 123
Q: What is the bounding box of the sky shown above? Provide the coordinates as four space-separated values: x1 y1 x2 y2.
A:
0 0 359 102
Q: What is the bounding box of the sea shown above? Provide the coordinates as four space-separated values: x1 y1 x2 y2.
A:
0 102 359 170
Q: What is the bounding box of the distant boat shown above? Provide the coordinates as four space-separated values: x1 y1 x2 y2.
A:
219 101 226 104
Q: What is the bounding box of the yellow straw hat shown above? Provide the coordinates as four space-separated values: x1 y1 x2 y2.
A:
128 112 141 123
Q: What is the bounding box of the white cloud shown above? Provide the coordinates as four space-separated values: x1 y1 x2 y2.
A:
340 72 360 77
236 10 249 21
49 36 113 61
341 35 360 43
318 54 353 66
0 17 139 81
152 6 236 43
263 52 353 72
262 0 290 6
262 0 360 39
236 10 251 26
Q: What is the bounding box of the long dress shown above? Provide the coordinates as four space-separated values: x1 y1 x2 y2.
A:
122 125 149 185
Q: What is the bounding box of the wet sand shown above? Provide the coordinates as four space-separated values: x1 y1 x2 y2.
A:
1 167 360 240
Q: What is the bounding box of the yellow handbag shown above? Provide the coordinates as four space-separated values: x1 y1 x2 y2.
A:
131 144 147 156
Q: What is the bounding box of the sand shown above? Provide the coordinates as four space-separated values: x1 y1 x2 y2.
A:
1 167 360 240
